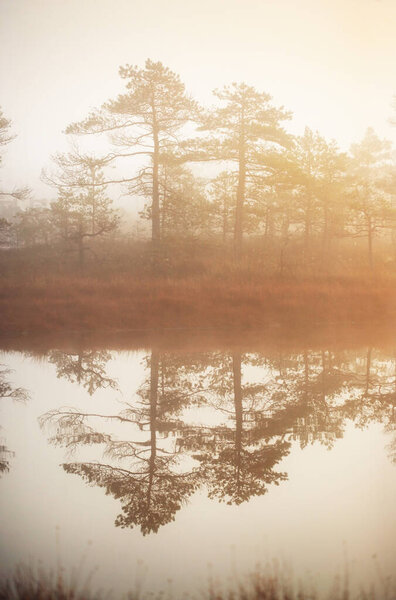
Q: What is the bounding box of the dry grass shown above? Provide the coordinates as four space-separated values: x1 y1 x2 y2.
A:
0 274 396 336
0 561 395 600
0 563 103 600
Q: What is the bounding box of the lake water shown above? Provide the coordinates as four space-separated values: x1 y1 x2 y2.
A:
0 336 395 597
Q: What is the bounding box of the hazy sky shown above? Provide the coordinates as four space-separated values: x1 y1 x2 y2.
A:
0 0 395 200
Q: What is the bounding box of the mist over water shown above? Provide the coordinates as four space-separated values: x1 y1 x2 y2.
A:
0 333 395 598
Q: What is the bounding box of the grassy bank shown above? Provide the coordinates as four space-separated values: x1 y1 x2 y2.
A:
0 274 396 336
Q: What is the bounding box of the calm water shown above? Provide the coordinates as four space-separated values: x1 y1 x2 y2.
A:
0 339 395 597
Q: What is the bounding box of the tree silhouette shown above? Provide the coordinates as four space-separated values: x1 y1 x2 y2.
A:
48 349 118 396
44 146 119 269
40 351 202 534
175 352 289 504
139 162 211 241
348 128 394 271
284 128 349 270
340 347 396 432
184 83 291 258
13 206 55 248
209 171 237 243
67 60 197 248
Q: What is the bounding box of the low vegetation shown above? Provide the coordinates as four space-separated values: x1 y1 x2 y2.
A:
1 562 395 600
0 563 102 600
1 270 395 336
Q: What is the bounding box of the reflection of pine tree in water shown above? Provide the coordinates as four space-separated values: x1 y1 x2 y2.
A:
48 349 118 396
104 350 199 534
40 347 396 533
269 348 395 454
189 353 289 505
63 458 198 535
249 349 359 450
283 350 347 449
340 348 396 426
44 410 111 452
0 441 14 475
0 365 29 476
338 348 396 462
42 351 201 535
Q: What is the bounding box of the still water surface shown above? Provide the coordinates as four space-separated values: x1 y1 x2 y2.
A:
0 340 395 597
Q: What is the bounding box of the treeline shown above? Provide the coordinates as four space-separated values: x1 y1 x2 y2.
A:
1 59 395 279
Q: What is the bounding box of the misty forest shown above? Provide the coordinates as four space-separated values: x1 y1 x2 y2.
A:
1 2 396 598
1 60 396 333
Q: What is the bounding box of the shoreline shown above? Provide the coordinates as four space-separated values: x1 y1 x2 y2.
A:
1 275 396 344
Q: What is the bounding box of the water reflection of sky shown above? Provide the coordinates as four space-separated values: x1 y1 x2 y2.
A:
0 346 395 598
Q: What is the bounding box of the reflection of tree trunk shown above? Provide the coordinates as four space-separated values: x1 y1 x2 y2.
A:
160 357 165 397
278 352 283 378
321 350 326 404
232 353 243 486
392 354 396 424
365 347 372 395
147 351 159 510
303 350 309 404
77 352 83 385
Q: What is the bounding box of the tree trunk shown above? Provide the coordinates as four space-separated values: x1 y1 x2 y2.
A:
90 165 96 235
367 217 374 272
321 204 329 271
77 352 82 385
304 202 311 267
265 206 274 243
365 347 372 396
234 115 245 260
223 195 228 244
321 350 326 404
161 167 167 239
279 214 290 277
303 350 309 405
77 221 84 271
152 125 161 247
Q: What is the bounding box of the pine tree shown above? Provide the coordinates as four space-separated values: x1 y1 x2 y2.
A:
185 83 291 257
348 128 394 271
66 60 197 247
47 147 119 269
